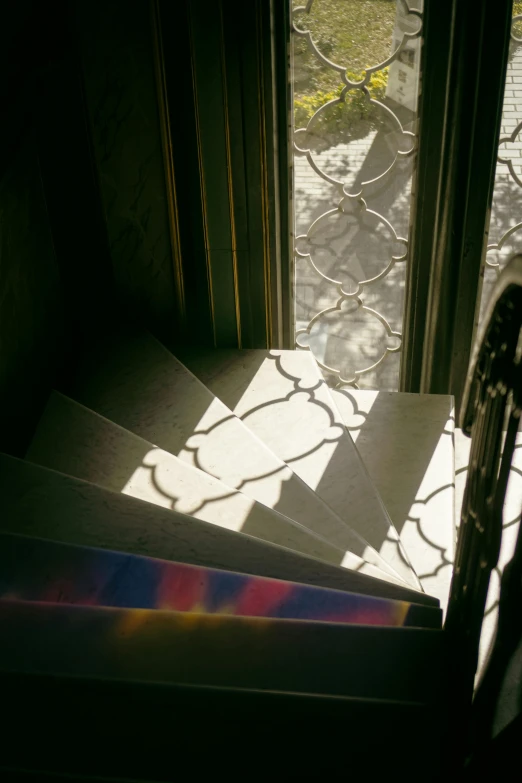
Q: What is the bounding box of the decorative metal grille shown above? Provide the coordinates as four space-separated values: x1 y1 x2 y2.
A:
291 0 423 389
479 6 522 325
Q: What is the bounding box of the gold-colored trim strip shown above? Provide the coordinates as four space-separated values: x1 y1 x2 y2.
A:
188 3 217 346
256 0 273 348
150 0 186 334
219 2 242 348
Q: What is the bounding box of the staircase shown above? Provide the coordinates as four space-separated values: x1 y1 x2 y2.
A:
3 269 522 777
3 1 522 776
0 326 459 780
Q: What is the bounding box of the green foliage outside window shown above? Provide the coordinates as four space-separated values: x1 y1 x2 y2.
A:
292 1 396 143
294 68 389 136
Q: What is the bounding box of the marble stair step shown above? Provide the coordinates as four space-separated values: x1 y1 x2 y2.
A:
26 392 386 576
0 599 448 703
2 673 448 781
180 348 420 589
331 389 455 612
0 454 438 606
68 330 410 585
0 532 441 628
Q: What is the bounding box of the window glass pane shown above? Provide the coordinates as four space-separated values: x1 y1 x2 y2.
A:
478 3 522 326
291 0 423 389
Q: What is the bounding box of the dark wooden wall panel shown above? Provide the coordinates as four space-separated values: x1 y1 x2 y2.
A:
0 146 65 455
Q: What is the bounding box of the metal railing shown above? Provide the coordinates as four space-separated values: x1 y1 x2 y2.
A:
445 254 522 766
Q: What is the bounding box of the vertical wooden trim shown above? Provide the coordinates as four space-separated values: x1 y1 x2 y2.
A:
399 0 453 393
219 2 242 348
267 0 283 348
262 0 292 349
256 0 273 348
187 5 217 346
283 0 295 351
401 0 512 413
150 0 186 335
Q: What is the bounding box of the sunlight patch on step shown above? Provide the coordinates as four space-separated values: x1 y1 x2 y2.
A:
333 388 455 603
176 397 288 507
399 420 455 612
340 546 404 585
242 394 345 491
121 447 257 532
201 353 416 583
229 354 376 491
335 390 379 444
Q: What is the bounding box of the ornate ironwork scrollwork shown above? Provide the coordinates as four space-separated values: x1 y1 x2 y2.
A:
484 14 522 281
292 1 422 389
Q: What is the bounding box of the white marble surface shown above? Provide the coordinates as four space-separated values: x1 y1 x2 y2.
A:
25 392 393 576
182 348 420 589
71 332 405 585
0 454 439 605
332 389 455 612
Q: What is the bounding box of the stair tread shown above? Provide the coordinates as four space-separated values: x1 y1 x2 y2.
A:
0 531 441 628
0 599 447 702
2 672 449 779
180 347 420 588
25 391 403 584
0 454 438 605
68 330 412 585
332 388 455 610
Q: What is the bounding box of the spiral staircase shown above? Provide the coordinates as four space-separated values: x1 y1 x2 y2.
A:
2 1 522 777
1 258 521 780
